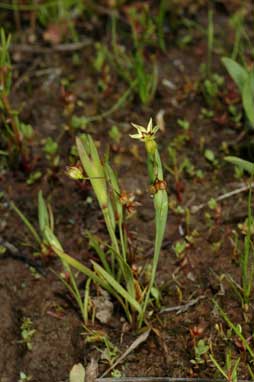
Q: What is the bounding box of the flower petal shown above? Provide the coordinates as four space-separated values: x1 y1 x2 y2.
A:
129 133 143 140
147 118 153 133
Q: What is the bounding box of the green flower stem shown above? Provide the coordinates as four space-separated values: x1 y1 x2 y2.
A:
139 146 168 327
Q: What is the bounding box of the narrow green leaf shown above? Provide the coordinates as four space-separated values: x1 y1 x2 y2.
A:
86 231 111 274
225 156 254 175
76 136 108 208
243 74 254 127
54 248 106 287
92 261 142 313
44 226 63 251
222 57 248 92
54 248 131 319
10 201 41 245
38 191 49 234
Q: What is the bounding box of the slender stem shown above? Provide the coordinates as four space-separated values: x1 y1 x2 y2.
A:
207 7 214 78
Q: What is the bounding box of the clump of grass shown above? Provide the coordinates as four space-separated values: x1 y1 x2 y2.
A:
98 6 159 106
0 28 33 169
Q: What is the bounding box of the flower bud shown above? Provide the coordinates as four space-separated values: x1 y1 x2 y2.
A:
65 165 84 180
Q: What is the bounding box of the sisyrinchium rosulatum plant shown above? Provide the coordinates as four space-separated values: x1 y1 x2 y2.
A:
49 118 168 328
223 156 254 313
0 28 33 169
12 119 168 327
222 57 254 128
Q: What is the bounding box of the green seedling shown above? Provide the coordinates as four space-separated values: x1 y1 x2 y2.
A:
214 300 254 359
43 137 60 168
222 57 254 127
177 118 190 131
99 336 119 366
18 372 32 382
11 191 61 258
191 339 209 365
210 350 240 382
208 198 218 210
85 327 119 366
71 115 89 130
173 239 187 258
111 370 122 378
204 148 218 167
228 104 242 127
84 327 119 367
109 9 158 105
166 146 201 198
0 28 33 168
19 318 35 351
203 74 224 106
26 170 43 185
109 125 121 144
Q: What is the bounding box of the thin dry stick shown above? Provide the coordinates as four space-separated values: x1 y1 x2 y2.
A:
160 295 205 314
10 39 92 54
99 329 151 378
190 182 254 214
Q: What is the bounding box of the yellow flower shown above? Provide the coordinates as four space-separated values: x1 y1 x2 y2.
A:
130 118 159 142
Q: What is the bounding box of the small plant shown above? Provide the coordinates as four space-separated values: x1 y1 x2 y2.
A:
19 318 36 351
191 339 209 365
18 372 32 382
0 28 33 168
99 336 119 367
43 137 60 168
204 148 218 167
214 300 254 374
11 191 61 259
222 57 254 127
202 73 224 107
108 7 158 105
84 327 119 367
210 350 240 382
